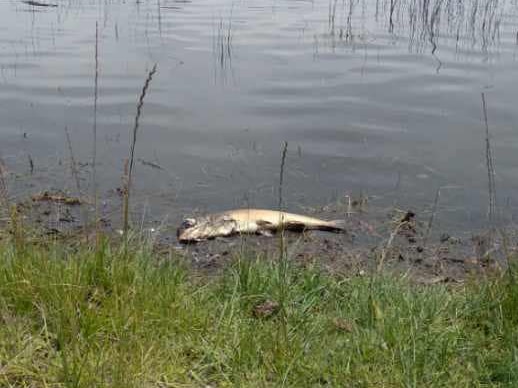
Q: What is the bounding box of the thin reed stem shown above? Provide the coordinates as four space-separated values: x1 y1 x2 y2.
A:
65 126 87 226
65 126 81 197
278 142 288 212
92 22 99 203
423 187 441 251
277 141 289 353
482 92 496 224
123 64 158 236
92 22 100 243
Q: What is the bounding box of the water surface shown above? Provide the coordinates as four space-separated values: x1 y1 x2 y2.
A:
1 0 517 231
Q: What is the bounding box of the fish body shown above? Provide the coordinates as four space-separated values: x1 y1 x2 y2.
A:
177 208 345 243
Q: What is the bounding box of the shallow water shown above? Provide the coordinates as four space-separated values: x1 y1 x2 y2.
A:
0 0 517 231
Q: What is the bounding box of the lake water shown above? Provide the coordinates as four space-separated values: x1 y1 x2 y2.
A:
1 0 517 231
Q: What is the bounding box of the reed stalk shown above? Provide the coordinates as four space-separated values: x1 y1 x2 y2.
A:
122 64 158 237
92 22 100 245
482 92 496 224
277 141 289 354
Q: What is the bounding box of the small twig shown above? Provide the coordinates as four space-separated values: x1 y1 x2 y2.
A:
138 158 163 170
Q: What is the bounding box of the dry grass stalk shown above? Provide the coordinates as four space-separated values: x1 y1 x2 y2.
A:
277 141 289 350
122 64 158 236
278 141 288 213
423 187 441 251
9 204 24 253
482 92 497 223
91 22 100 244
121 158 129 229
64 126 82 197
378 220 407 273
0 159 8 210
277 141 289 263
65 126 89 226
92 22 99 199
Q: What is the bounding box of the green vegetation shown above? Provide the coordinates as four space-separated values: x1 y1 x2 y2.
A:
0 239 517 387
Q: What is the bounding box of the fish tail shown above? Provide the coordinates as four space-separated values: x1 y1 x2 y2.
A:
326 220 347 233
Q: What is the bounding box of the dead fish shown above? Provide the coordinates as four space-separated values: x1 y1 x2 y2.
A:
177 208 346 243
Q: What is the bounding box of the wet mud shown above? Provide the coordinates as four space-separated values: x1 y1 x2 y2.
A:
5 190 515 284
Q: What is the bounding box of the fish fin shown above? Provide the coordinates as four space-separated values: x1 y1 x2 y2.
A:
256 220 275 229
311 220 347 233
327 220 347 233
285 221 307 232
257 229 274 237
256 220 276 236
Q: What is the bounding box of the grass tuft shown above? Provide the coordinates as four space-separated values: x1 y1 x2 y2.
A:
1 239 518 386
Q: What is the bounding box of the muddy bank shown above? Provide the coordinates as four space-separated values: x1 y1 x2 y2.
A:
174 219 515 283
3 189 515 283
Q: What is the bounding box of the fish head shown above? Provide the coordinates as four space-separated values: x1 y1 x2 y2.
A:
177 217 200 242
177 216 237 243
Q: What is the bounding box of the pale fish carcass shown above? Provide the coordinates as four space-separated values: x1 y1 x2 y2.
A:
177 208 346 243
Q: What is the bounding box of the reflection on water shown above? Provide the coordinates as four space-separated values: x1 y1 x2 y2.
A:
0 0 517 231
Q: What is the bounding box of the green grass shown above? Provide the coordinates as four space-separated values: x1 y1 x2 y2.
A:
0 239 517 387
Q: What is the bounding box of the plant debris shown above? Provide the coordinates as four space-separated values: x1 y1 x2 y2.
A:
332 317 354 332
252 300 280 319
21 0 58 7
32 191 81 205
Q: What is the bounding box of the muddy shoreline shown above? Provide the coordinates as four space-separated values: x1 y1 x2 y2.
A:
3 189 515 284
